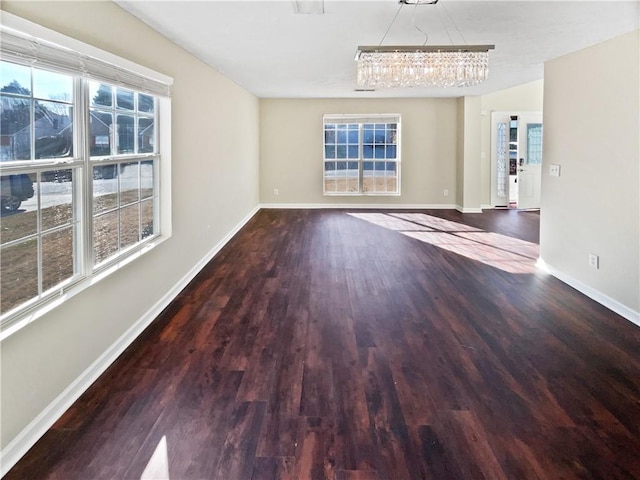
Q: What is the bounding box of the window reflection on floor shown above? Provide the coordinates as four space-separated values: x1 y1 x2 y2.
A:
347 212 540 274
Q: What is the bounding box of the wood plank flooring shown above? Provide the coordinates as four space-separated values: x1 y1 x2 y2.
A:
7 208 640 479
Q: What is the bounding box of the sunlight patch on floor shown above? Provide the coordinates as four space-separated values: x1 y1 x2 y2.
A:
141 436 170 480
347 212 540 274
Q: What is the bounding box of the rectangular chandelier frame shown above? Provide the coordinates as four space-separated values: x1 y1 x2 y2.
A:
355 44 495 89
355 45 495 58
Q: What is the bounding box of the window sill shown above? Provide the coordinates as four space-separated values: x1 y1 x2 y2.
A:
0 234 170 341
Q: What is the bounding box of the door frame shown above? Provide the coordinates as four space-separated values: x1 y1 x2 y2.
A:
490 111 543 209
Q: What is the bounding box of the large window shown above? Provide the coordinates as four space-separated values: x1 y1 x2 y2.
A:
0 16 172 332
323 115 400 195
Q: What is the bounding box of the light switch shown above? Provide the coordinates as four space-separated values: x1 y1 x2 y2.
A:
549 164 561 177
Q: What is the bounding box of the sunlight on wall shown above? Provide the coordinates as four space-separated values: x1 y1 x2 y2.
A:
348 212 540 274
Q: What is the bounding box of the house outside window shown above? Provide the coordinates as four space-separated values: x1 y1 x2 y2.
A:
323 114 400 195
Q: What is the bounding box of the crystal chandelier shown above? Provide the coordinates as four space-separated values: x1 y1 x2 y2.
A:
356 45 494 89
355 1 494 89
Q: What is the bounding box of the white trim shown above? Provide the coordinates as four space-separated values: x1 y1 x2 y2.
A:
1 12 172 86
538 258 640 328
0 205 260 477
481 204 492 210
260 203 458 210
455 205 484 214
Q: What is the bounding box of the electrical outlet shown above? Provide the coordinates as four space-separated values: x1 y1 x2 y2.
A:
549 164 561 177
443 189 449 196
273 188 279 196
588 253 599 269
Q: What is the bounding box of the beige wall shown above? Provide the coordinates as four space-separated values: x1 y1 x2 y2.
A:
258 87 544 209
259 98 458 206
456 96 482 211
1 1 259 449
480 80 544 206
541 30 639 314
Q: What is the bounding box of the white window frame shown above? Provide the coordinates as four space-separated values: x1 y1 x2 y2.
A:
323 114 401 196
0 13 173 339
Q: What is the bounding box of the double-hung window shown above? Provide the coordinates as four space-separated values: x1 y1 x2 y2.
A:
0 15 172 333
323 114 400 195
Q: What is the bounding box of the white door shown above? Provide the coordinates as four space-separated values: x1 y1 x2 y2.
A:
517 113 543 210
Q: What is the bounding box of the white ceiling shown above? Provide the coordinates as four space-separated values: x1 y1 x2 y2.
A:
115 0 639 98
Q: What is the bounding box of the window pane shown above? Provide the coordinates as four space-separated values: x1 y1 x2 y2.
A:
336 126 347 144
324 126 335 144
387 145 397 159
347 145 358 159
141 199 154 239
0 174 35 237
138 117 154 153
116 88 134 110
347 161 358 170
0 62 31 96
138 93 154 113
363 128 374 144
34 101 73 159
375 161 385 172
120 203 140 250
527 123 543 165
386 161 397 172
41 169 73 231
90 82 112 107
374 129 386 144
324 145 335 159
141 160 154 199
0 96 31 160
374 145 385 159
120 162 140 205
93 165 118 214
116 114 135 154
324 161 336 172
336 161 347 172
363 176 373 193
336 145 346 159
324 178 337 193
363 144 373 159
42 227 74 292
90 110 113 156
94 211 118 264
33 69 72 102
348 128 358 144
363 161 373 171
386 128 397 144
1 238 38 314
335 178 347 192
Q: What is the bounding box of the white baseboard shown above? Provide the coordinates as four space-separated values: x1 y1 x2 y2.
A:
455 205 484 214
260 203 458 210
0 205 261 478
538 258 640 328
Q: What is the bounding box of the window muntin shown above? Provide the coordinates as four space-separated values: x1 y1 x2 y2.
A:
1 169 77 314
92 160 156 266
323 116 400 195
88 80 158 266
1 65 74 163
1 59 162 323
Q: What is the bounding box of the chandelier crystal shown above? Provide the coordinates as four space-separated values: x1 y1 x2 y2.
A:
356 45 494 89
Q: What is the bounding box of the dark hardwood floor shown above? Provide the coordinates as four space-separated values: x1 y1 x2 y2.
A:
7 208 640 480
